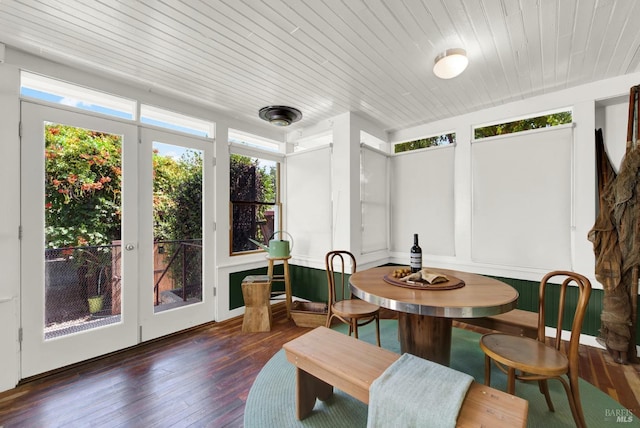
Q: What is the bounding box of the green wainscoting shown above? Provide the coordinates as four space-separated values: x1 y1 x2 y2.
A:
289 264 330 303
229 265 282 310
490 275 638 345
228 264 639 345
229 264 330 310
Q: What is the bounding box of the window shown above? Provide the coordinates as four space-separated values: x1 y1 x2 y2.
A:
229 130 280 152
292 131 332 152
20 71 136 119
20 72 215 139
230 153 280 254
361 131 386 151
473 110 572 140
394 132 455 153
361 146 388 253
140 105 214 138
471 125 573 269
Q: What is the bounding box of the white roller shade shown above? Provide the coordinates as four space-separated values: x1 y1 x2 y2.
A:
286 146 333 259
471 126 573 269
361 146 389 254
390 146 456 257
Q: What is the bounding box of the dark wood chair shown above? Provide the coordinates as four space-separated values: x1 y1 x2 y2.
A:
325 250 381 346
479 270 592 428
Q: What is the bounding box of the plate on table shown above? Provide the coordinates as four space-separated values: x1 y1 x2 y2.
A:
383 273 465 290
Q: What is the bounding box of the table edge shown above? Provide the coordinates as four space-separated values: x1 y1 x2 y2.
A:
350 267 519 318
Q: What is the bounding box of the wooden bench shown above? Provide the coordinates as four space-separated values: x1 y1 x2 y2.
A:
283 326 528 427
455 309 538 339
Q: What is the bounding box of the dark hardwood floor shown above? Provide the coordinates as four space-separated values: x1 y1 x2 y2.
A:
0 303 638 427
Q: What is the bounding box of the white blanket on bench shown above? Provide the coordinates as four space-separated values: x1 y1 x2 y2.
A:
367 353 473 428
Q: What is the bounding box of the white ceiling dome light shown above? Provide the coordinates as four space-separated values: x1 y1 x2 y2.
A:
433 48 468 79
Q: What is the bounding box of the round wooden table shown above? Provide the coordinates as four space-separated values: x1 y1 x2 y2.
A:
349 266 519 366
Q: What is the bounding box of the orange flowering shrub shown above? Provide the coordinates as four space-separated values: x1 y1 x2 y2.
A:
45 124 203 251
44 124 122 248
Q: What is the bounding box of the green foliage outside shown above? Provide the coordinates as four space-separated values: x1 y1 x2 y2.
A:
152 148 204 294
45 124 203 249
394 133 455 153
230 154 276 203
45 125 276 260
45 124 204 297
45 124 123 249
474 111 572 139
394 111 572 154
153 148 203 241
229 154 277 253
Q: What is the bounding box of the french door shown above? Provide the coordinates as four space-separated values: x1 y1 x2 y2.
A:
21 103 139 377
20 102 215 378
138 127 214 341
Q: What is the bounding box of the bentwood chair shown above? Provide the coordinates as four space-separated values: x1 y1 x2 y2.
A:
479 271 592 428
325 250 381 346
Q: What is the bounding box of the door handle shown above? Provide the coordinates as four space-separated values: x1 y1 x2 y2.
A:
125 243 135 251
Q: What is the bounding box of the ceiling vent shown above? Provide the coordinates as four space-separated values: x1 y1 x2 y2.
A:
259 105 302 126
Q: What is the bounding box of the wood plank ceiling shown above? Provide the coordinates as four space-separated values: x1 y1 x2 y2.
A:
1 0 639 134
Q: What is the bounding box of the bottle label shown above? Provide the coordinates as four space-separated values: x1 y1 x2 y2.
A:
410 254 422 270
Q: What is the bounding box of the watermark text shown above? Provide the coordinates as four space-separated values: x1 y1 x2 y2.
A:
605 409 634 423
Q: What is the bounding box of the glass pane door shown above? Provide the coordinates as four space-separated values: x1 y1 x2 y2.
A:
20 102 139 378
139 128 214 341
152 141 203 313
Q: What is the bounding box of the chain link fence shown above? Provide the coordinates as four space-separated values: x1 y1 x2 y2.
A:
44 240 202 338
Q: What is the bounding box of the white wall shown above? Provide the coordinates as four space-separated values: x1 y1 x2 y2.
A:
597 100 630 172
285 73 640 283
0 61 21 392
388 72 640 285
286 72 640 283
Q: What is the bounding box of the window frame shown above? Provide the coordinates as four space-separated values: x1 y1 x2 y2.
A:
393 131 456 154
20 71 137 120
228 143 283 256
472 108 573 141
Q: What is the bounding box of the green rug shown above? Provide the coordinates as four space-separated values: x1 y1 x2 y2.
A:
245 320 638 427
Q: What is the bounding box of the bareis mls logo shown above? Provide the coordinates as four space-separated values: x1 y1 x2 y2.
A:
605 409 634 423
